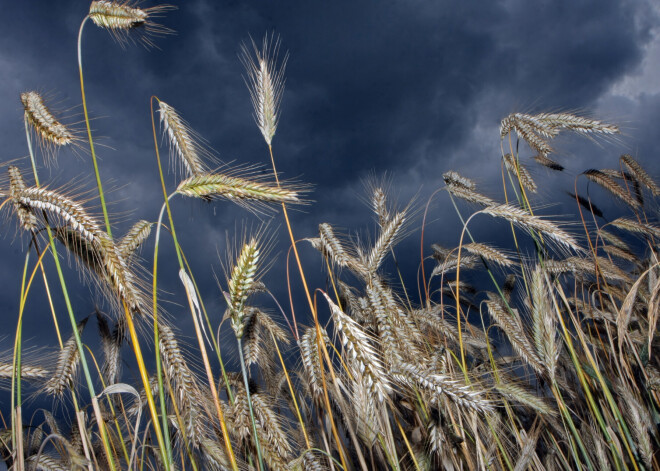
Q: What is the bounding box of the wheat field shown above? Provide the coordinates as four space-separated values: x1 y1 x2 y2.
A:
1 2 659 470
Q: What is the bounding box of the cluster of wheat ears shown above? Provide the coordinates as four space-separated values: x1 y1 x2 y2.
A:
1 2 659 470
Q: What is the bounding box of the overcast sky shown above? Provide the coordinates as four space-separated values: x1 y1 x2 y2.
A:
2 0 660 415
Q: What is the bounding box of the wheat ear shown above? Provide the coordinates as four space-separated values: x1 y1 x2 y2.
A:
8 166 38 231
367 210 406 274
500 113 554 156
486 295 544 374
227 239 259 338
298 327 331 402
323 292 392 402
157 101 210 178
568 192 604 219
530 265 559 380
316 223 362 273
371 186 391 226
443 171 496 206
618 385 653 467
611 218 660 239
620 154 660 196
97 312 123 386
176 172 303 210
158 322 205 446
0 363 49 381
584 169 640 209
534 154 564 171
503 153 537 193
21 92 81 161
480 203 580 251
463 242 514 268
240 33 288 145
495 379 557 416
391 361 493 413
88 1 174 48
117 219 152 261
43 319 88 397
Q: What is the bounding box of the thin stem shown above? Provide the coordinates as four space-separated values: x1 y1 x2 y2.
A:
78 16 112 238
237 337 265 471
122 304 171 470
152 199 174 466
268 144 313 334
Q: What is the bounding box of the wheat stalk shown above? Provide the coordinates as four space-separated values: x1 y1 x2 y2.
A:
611 217 660 239
584 169 640 209
88 1 174 48
367 210 406 274
534 154 564 171
480 203 580 251
495 379 556 416
0 363 49 381
240 34 288 145
486 295 544 374
530 265 559 380
43 319 88 397
158 101 210 178
463 242 514 268
621 154 660 196
323 292 392 402
443 171 496 206
391 361 493 413
503 153 537 193
176 172 303 211
227 239 259 338
8 166 38 231
21 92 80 160
117 220 152 261
158 322 206 446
